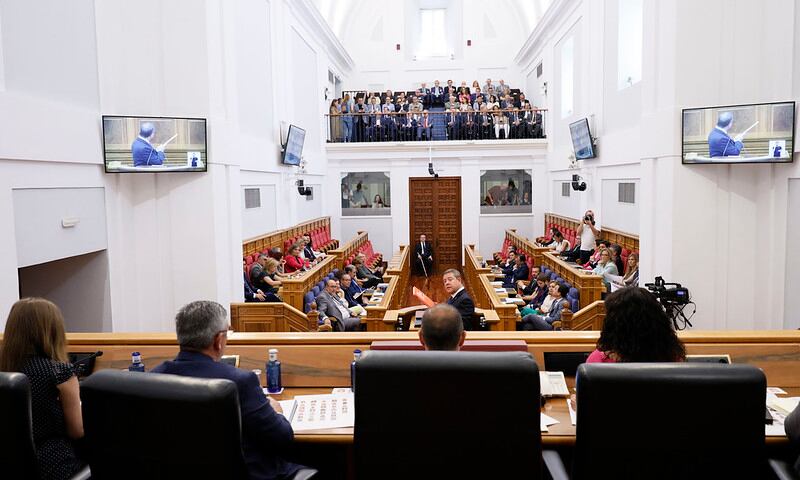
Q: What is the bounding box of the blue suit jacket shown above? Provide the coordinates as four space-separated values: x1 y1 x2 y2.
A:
131 137 165 166
151 351 300 480
708 128 743 157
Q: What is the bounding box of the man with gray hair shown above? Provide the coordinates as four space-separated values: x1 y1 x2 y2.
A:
131 121 166 166
708 111 744 157
419 304 466 351
151 301 307 479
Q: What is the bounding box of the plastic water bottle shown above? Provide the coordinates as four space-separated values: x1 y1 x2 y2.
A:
350 349 362 392
396 317 404 331
266 348 282 394
128 352 145 372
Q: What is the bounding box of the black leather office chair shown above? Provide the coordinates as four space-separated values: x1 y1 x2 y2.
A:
81 369 247 479
572 363 768 480
0 372 90 480
354 350 545 479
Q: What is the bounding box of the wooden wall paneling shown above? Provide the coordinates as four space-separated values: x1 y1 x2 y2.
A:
409 177 462 273
55 331 800 388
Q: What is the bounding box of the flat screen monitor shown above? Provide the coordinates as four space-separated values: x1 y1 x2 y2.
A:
682 101 795 164
102 116 208 173
569 118 596 160
282 124 306 166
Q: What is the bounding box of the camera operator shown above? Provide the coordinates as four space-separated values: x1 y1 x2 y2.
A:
577 209 600 264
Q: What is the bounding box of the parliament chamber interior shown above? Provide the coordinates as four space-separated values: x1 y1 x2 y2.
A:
1 0 800 479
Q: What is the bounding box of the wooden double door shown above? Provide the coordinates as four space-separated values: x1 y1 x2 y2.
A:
408 177 462 274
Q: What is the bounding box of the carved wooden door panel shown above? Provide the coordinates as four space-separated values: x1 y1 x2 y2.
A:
409 177 462 273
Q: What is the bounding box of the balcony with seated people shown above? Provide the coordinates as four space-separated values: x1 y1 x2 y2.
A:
325 79 547 145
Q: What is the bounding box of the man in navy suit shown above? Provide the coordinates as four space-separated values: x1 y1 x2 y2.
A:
151 301 307 480
503 254 529 288
708 112 744 157
131 122 166 166
340 274 364 307
443 269 476 331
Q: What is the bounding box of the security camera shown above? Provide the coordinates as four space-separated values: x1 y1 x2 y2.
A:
428 161 438 178
296 179 312 196
571 174 587 192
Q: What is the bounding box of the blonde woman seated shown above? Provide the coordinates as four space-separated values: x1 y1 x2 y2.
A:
592 247 619 290
619 252 639 287
550 231 570 254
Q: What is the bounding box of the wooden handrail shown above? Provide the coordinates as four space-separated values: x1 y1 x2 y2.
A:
544 213 639 254
463 244 519 331
230 301 320 333
243 216 337 258
556 301 606 331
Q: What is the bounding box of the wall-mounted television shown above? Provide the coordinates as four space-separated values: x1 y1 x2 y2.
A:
682 101 795 164
569 118 597 160
102 116 207 173
282 124 306 166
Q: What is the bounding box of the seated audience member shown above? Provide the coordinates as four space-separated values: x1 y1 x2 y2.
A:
536 227 560 247
503 254 529 289
283 243 309 274
492 105 510 139
620 252 639 287
517 265 541 293
250 257 283 302
609 243 625 274
592 247 619 290
519 283 570 331
0 298 85 480
500 250 517 272
340 274 365 307
315 279 361 331
268 247 286 274
151 301 303 479
581 240 610 269
419 304 466 351
417 110 432 141
587 287 686 363
353 255 382 289
477 104 493 139
244 260 266 302
496 79 510 97
344 264 365 289
550 231 570 254
302 233 325 262
519 273 551 317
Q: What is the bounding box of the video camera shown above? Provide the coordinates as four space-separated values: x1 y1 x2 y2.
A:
645 276 693 329
645 276 689 305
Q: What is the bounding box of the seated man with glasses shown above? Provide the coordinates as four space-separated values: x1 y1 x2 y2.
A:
151 301 307 480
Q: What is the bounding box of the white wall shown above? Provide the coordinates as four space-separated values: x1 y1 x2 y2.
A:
326 143 547 258
321 0 550 92
600 178 639 234
0 0 352 331
517 0 800 330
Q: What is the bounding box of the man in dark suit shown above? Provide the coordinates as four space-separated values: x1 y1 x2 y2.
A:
315 279 361 331
151 301 307 480
413 234 434 276
340 274 364 307
443 269 476 331
503 254 529 288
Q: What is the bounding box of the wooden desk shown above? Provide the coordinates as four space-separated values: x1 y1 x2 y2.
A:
273 385 795 447
540 251 605 306
280 255 338 313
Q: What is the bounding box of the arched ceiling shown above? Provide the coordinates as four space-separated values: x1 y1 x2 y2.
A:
312 0 552 53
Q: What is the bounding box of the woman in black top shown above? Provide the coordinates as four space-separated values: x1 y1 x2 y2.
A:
0 298 84 480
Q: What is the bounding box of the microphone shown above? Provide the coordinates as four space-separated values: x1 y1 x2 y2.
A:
72 350 103 365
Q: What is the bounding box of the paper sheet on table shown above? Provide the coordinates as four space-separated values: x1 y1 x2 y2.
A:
279 393 355 431
541 413 559 432
567 399 577 426
767 395 800 415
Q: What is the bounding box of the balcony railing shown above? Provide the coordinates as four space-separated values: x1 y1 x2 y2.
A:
324 110 547 143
